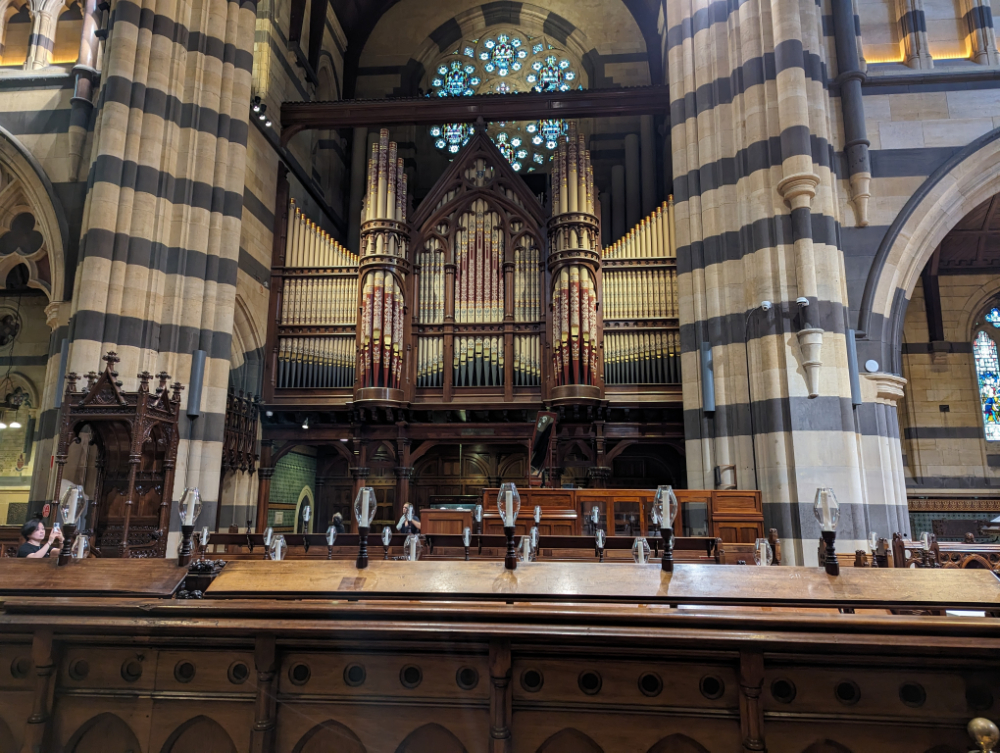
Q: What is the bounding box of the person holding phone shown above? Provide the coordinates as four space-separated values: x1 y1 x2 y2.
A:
17 518 63 558
395 502 421 534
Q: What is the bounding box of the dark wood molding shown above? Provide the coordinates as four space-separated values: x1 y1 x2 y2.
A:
279 86 671 144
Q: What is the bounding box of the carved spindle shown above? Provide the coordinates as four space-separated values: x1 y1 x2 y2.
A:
85 371 98 390
66 372 79 393
156 371 170 394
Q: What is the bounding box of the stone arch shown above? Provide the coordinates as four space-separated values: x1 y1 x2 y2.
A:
160 716 237 753
858 127 1000 374
66 712 143 752
229 294 264 395
536 728 604 753
53 0 81 63
296 485 315 532
292 719 367 753
0 126 68 302
394 723 467 753
646 734 711 753
0 0 29 66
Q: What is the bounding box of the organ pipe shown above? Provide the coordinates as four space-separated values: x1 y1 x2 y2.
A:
358 128 410 394
601 199 681 385
548 124 601 390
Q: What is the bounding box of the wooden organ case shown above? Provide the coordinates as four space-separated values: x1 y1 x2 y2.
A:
264 127 681 409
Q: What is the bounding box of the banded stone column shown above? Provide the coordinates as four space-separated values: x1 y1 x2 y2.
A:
858 374 910 539
961 0 1000 64
23 0 61 70
671 0 874 563
67 0 258 525
895 0 934 68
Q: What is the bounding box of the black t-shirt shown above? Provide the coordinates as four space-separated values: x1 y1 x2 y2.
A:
17 542 42 558
399 516 420 534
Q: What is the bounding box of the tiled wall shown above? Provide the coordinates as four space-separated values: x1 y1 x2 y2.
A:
268 451 316 530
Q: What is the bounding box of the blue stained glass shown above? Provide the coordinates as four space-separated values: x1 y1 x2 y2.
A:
975 330 1000 441
532 43 543 54
987 308 1000 328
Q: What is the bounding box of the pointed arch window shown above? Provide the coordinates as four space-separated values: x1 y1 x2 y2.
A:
974 329 1000 440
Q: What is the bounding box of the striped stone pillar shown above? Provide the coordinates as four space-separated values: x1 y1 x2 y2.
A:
670 0 876 563
24 0 60 70
895 0 934 68
66 0 258 532
961 0 1000 64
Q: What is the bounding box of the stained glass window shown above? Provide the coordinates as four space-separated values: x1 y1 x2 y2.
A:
974 330 1000 441
427 29 582 170
986 307 1000 328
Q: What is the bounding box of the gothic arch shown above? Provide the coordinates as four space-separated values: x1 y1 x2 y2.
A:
292 719 367 753
859 127 1000 373
296 485 315 532
536 728 604 753
394 723 467 753
646 734 711 753
162 716 236 753
160 716 237 753
0 125 68 302
66 712 142 753
230 293 265 395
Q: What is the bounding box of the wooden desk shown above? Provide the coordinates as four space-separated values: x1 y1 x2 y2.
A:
0 557 188 597
420 508 473 535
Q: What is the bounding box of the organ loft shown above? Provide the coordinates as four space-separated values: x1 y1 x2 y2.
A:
2 0 1000 749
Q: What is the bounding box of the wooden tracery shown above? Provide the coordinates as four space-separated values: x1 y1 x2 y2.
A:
53 352 183 558
410 129 547 403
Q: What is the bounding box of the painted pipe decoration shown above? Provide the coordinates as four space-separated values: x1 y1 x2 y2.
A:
549 124 600 388
418 238 445 324
358 129 409 391
277 336 356 389
513 335 540 387
455 199 504 324
416 336 445 388
603 331 681 385
514 239 541 322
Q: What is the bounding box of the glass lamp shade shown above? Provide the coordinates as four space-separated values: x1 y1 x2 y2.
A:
754 538 774 566
59 485 85 526
263 527 274 547
650 506 661 529
354 487 377 527
179 488 202 526
326 525 338 546
534 505 542 523
654 485 679 528
632 537 651 564
404 533 421 561
920 531 931 551
497 482 520 526
529 526 540 550
518 535 533 562
302 505 311 524
591 506 600 525
405 505 414 523
595 529 606 549
869 531 878 551
813 488 840 532
270 534 287 561
200 526 210 547
382 526 392 547
474 504 483 523
462 527 472 547
71 533 89 559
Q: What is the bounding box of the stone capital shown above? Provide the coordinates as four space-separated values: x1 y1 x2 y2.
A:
776 172 820 210
44 300 69 331
863 373 907 407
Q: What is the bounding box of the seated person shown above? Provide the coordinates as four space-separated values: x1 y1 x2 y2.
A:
18 518 63 558
331 512 345 534
396 502 421 534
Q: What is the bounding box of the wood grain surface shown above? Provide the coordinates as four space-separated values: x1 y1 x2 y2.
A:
0 557 187 597
204 559 1000 609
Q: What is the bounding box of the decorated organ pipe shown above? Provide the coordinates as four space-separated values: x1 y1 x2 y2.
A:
276 200 359 390
547 124 601 393
602 198 681 385
358 128 411 395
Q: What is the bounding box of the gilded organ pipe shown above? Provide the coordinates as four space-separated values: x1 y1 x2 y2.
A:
358 128 410 395
602 199 681 385
547 124 601 393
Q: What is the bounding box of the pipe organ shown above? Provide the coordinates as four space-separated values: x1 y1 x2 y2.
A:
264 128 680 407
602 200 680 386
275 200 359 390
